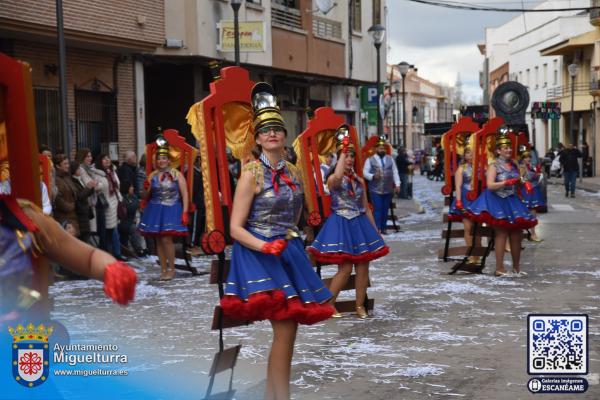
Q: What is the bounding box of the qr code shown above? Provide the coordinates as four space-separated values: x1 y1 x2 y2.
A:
528 314 588 375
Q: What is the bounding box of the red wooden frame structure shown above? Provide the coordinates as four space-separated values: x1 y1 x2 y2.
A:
187 67 254 254
440 117 480 196
0 53 48 315
296 107 362 226
39 154 52 195
468 117 504 200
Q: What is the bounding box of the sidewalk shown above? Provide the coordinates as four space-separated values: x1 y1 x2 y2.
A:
547 175 600 193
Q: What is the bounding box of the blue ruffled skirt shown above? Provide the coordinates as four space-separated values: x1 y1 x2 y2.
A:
520 185 545 210
139 201 187 236
221 231 333 325
448 187 476 221
307 213 389 264
464 189 537 230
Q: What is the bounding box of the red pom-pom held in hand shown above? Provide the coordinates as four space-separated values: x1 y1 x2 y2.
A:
103 261 137 306
504 178 520 186
341 137 350 154
456 199 464 210
181 212 189 226
524 181 534 194
260 239 287 257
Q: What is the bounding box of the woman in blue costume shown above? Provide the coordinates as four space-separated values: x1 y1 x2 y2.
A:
139 138 188 281
464 134 537 276
307 125 388 318
220 83 334 400
519 146 544 242
448 137 481 263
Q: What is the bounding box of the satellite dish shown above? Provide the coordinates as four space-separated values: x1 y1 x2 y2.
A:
314 0 337 15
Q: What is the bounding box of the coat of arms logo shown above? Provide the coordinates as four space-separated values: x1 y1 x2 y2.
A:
8 323 53 387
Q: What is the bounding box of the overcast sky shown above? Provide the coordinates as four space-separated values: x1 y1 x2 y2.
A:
387 1 531 103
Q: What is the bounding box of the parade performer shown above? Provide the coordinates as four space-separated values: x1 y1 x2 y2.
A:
448 136 481 262
308 125 389 318
519 146 544 242
362 137 400 234
220 83 334 400
138 137 189 281
0 123 136 319
464 134 537 276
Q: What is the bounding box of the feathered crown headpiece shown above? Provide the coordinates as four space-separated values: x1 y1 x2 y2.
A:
251 82 286 135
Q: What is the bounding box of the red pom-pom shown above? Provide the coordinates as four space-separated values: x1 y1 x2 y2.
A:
103 261 137 306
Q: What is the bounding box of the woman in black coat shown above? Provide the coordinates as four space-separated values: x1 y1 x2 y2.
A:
70 161 95 243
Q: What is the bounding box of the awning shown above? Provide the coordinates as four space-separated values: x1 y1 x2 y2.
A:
424 122 454 136
540 29 600 56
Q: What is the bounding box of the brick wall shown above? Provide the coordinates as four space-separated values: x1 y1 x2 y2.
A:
0 0 164 48
11 40 137 159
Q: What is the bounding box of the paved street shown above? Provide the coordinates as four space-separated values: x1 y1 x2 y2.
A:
49 175 600 400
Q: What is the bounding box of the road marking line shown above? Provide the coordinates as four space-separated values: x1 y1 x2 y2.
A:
552 204 575 211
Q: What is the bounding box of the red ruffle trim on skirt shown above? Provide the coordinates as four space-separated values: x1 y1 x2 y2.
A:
307 245 390 264
139 230 188 237
447 214 463 222
220 290 334 325
462 211 537 230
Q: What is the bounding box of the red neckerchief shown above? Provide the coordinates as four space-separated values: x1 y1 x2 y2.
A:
160 171 174 182
260 155 297 194
345 173 356 197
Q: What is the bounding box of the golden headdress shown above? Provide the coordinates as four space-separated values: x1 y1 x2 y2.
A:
376 136 387 147
251 82 286 134
335 124 355 153
518 144 531 159
155 134 170 158
495 132 512 148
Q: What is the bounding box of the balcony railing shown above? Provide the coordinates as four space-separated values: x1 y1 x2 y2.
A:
546 82 591 99
312 16 342 40
272 3 303 31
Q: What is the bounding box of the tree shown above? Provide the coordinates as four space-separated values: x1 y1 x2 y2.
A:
453 72 465 109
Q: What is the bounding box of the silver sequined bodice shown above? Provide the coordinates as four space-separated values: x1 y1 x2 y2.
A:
330 174 365 220
493 159 520 198
368 155 395 194
149 170 181 206
0 224 32 279
246 162 303 238
461 164 473 191
521 163 540 187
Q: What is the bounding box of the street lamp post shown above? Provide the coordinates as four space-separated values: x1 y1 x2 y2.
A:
568 63 579 146
368 24 386 137
231 0 242 66
393 80 401 145
398 61 410 148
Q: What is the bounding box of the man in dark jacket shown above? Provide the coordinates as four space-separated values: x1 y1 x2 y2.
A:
559 144 582 198
117 151 139 197
395 147 412 199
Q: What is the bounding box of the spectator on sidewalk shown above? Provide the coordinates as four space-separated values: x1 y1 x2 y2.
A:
118 151 139 197
119 184 146 257
395 147 413 199
53 154 80 236
71 161 95 243
559 143 582 198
